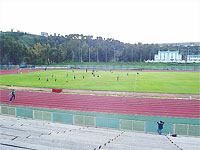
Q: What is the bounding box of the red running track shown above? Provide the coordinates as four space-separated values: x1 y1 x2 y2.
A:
0 69 43 75
0 89 199 118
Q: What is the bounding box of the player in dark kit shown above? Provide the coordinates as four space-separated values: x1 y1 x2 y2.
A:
11 89 15 100
117 76 119 81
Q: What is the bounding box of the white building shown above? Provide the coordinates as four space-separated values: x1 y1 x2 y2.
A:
154 50 183 62
187 55 200 63
41 32 48 37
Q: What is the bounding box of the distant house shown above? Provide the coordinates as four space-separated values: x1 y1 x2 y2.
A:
41 32 48 37
187 55 200 63
154 50 183 63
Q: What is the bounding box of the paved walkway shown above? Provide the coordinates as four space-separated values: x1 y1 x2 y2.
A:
1 115 200 150
0 85 199 99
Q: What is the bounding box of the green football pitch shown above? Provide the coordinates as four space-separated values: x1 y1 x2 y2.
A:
0 70 199 94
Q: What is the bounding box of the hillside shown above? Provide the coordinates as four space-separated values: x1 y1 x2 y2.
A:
0 31 199 65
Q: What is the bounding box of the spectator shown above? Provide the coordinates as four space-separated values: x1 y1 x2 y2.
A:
157 121 164 135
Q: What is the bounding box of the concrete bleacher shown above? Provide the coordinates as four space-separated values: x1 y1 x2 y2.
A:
0 115 199 150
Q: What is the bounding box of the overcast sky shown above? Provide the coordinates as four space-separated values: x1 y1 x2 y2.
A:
0 0 199 44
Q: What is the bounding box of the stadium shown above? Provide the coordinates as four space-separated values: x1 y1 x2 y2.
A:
0 64 199 149
0 0 200 149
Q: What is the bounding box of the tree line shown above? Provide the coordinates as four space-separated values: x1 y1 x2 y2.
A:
0 31 199 65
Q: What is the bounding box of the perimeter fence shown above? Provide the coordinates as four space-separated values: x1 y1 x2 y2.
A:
0 64 199 71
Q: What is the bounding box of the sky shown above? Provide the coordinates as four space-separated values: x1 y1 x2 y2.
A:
0 0 200 44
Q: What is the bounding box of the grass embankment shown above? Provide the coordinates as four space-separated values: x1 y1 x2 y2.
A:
0 70 199 94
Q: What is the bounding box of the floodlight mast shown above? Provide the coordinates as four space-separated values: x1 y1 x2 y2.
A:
89 47 90 62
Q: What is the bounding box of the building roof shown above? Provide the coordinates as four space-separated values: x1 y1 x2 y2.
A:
159 50 179 53
187 55 200 57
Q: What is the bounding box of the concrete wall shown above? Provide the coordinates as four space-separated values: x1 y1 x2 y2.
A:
1 105 199 137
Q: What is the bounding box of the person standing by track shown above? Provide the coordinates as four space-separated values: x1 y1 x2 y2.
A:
8 92 12 102
157 121 164 135
11 89 15 100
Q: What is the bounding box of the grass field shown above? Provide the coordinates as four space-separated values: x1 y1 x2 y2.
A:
0 70 199 94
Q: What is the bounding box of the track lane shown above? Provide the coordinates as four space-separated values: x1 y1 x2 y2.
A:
0 89 199 118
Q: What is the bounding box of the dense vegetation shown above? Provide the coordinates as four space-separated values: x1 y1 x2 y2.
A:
0 31 199 65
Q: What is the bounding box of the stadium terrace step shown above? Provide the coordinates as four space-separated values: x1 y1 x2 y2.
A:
1 115 200 150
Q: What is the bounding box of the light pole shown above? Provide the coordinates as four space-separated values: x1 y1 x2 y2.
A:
88 47 90 62
72 51 74 62
97 48 99 62
114 49 115 63
80 48 82 62
106 47 107 62
132 47 134 62
187 46 189 62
